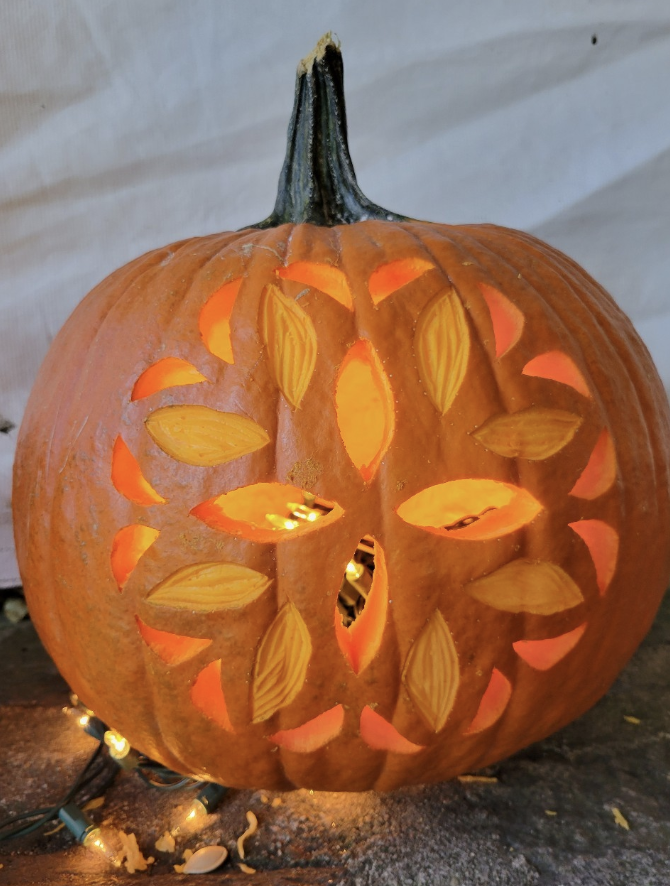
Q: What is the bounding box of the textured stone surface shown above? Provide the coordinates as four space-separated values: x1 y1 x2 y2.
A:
0 592 668 885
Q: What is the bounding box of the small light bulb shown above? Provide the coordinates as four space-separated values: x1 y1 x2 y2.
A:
345 560 364 581
103 729 130 760
78 713 91 729
59 803 120 868
82 828 121 867
171 783 227 836
265 513 300 531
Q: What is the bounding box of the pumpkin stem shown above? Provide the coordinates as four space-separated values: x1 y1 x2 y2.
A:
250 33 406 228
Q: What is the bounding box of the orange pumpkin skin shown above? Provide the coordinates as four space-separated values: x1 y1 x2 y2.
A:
12 42 670 792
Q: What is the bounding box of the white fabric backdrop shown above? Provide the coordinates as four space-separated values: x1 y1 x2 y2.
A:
1 1 669 586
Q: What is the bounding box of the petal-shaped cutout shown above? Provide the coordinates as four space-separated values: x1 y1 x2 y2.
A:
251 603 311 723
396 479 543 541
111 524 160 589
415 288 470 415
136 615 212 665
335 339 395 482
478 283 524 358
268 704 344 752
466 559 584 614
368 257 434 305
131 358 208 401
359 706 425 754
569 520 619 596
191 484 343 543
402 610 459 732
260 283 317 407
465 668 512 734
473 407 582 460
199 276 243 364
190 659 234 732
522 350 591 398
569 430 616 500
513 623 587 670
335 540 388 675
112 436 166 506
145 405 270 467
276 262 352 310
145 562 271 611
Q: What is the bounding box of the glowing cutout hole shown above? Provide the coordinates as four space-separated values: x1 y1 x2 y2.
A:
268 704 345 752
111 524 160 589
513 623 587 670
335 538 388 675
570 429 616 500
192 485 342 543
136 616 212 666
522 351 591 398
131 357 208 401
478 283 524 358
465 668 512 734
276 262 353 310
111 436 167 506
190 659 234 732
368 257 434 304
199 276 243 364
396 479 543 541
569 520 618 596
360 706 425 754
335 340 395 482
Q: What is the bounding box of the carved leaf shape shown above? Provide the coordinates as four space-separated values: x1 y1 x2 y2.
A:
403 610 459 732
466 559 584 615
261 283 317 407
146 562 271 611
473 407 582 460
415 288 470 414
145 405 269 466
251 602 312 723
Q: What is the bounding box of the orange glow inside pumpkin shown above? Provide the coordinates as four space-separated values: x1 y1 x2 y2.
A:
465 668 512 734
368 257 434 305
478 283 524 358
111 524 160 589
570 429 616 499
136 615 212 665
111 436 166 506
513 623 587 670
335 340 395 482
522 351 591 398
199 277 243 363
359 706 424 754
276 261 353 310
569 519 619 595
334 540 388 675
191 483 342 542
269 704 345 752
190 659 234 732
396 479 543 540
131 357 208 401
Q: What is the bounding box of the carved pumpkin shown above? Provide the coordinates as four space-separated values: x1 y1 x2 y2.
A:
13 36 670 791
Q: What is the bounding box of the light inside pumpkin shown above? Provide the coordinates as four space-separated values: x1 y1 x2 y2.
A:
136 615 212 665
396 479 543 540
111 436 166 506
368 257 434 304
335 339 395 482
276 261 353 310
522 351 591 398
464 668 512 734
190 659 234 732
334 538 388 675
131 357 208 401
359 706 425 754
478 283 524 358
199 276 243 363
268 704 345 752
110 524 160 589
191 484 342 542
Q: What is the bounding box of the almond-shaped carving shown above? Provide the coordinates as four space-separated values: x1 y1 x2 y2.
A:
403 610 459 732
415 288 470 415
260 282 317 408
145 405 270 467
466 559 584 615
473 407 582 460
251 602 311 723
146 562 271 611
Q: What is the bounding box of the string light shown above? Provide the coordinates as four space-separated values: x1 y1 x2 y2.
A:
172 783 228 836
58 802 120 867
